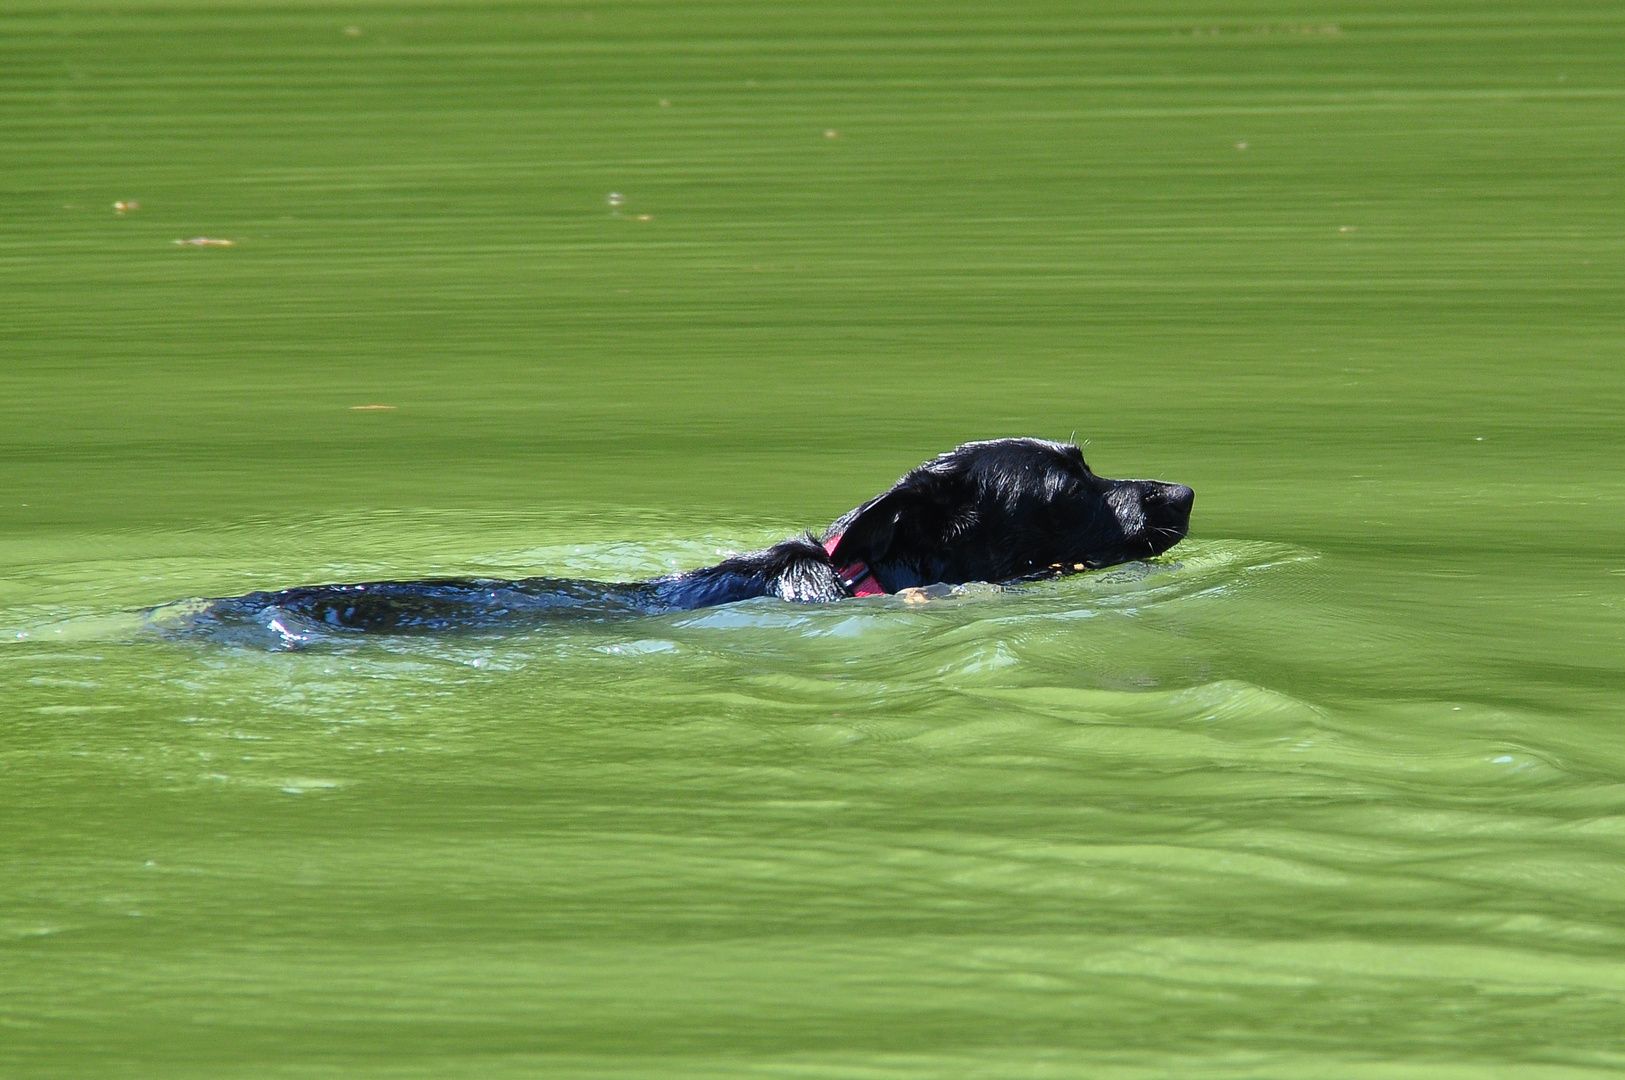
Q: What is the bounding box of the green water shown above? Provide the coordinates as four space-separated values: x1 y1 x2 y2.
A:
3 0 1624 1074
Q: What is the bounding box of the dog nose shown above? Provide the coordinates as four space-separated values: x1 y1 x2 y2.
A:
1163 483 1194 517
1144 482 1194 525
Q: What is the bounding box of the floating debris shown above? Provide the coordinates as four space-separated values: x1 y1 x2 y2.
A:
824 129 839 138
343 25 363 36
1260 23 1341 35
606 192 625 207
1339 225 1357 233
1234 141 1248 150
174 236 234 247
349 404 395 411
658 98 671 107
634 214 652 222
114 200 140 213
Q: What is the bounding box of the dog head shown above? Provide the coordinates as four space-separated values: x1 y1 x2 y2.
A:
825 438 1193 591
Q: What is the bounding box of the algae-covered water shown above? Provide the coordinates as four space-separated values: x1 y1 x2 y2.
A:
3 0 1624 1075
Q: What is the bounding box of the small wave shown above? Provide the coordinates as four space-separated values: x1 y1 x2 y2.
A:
10 537 1312 653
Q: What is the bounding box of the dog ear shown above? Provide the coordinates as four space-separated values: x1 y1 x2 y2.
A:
828 474 965 566
827 492 902 565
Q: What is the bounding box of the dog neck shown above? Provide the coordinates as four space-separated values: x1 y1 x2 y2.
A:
822 534 886 596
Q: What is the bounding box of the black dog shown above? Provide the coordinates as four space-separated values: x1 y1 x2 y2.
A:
192 438 1192 637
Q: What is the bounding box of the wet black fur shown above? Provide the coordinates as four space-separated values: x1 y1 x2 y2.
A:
194 438 1193 635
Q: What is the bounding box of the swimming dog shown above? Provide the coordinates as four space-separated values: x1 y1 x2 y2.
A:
195 438 1193 635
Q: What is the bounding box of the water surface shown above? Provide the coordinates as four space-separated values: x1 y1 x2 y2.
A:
3 0 1624 1075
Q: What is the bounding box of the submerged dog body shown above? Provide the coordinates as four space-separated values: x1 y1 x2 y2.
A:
197 438 1193 635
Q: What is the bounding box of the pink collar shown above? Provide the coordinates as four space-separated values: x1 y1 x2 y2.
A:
822 534 887 597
